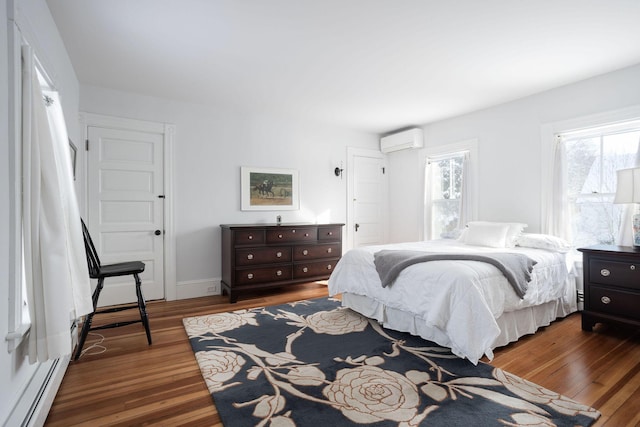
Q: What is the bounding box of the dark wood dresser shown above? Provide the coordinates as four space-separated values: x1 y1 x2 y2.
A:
220 223 344 302
578 244 640 331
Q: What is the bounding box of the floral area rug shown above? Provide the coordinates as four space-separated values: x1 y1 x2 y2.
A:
183 297 599 427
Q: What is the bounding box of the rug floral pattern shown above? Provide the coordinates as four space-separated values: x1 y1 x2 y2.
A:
183 298 599 427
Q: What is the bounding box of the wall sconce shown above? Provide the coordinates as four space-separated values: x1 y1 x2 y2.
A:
614 167 640 247
334 161 344 179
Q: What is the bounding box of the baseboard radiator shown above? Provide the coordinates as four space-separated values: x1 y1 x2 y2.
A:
5 323 76 426
5 356 69 427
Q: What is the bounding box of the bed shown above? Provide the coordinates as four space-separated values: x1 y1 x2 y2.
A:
328 222 577 365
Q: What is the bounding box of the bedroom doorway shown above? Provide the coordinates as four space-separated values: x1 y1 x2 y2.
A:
347 147 388 249
83 115 174 306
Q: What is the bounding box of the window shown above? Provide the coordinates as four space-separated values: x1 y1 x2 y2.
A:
427 153 465 238
424 140 477 240
6 43 51 351
559 121 640 247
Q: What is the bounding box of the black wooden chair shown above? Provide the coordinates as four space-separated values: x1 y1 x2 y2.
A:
74 219 152 360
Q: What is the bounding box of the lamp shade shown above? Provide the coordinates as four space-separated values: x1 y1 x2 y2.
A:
614 167 640 204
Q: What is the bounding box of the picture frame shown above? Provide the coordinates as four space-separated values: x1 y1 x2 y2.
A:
69 139 77 180
241 166 299 211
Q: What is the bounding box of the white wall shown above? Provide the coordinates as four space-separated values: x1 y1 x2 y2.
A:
1 0 80 424
388 63 640 239
79 85 379 290
386 148 423 242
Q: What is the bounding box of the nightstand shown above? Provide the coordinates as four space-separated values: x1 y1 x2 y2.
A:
578 245 640 331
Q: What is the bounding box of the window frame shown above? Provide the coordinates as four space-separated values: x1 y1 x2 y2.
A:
5 26 57 352
560 123 640 247
423 139 478 240
6 22 29 352
541 106 640 240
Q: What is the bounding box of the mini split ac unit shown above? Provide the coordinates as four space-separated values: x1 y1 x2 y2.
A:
380 128 424 153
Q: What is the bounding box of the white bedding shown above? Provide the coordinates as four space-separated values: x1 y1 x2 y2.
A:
328 239 576 364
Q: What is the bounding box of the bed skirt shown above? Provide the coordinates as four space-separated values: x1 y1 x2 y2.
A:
341 290 577 363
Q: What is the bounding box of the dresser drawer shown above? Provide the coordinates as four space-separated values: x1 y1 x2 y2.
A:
589 258 640 290
266 226 317 244
235 266 292 285
233 229 265 245
318 225 342 241
589 285 640 320
293 243 340 261
293 259 339 279
235 247 291 266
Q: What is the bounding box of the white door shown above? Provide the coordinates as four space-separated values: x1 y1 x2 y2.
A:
348 149 387 248
87 126 165 306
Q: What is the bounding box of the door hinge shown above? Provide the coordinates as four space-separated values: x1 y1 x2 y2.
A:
382 167 386 174
85 139 89 151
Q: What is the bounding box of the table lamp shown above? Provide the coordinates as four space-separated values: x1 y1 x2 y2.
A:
614 167 640 247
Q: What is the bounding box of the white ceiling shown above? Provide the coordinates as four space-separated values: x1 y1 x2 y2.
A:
46 0 640 134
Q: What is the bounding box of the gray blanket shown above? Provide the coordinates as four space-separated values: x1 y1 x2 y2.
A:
373 250 537 298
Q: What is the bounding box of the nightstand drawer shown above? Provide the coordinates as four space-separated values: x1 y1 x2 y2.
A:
589 285 640 320
589 258 640 290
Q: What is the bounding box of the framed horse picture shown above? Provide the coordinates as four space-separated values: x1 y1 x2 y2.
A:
241 166 300 211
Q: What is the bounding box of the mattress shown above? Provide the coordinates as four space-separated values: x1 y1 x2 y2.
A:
328 239 577 364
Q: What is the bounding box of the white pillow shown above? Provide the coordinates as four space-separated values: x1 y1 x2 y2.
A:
467 221 527 247
515 233 572 253
463 222 510 248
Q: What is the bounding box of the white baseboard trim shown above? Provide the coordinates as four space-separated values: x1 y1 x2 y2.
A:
176 278 221 300
5 355 70 427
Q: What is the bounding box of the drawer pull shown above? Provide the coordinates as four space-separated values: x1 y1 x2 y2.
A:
276 270 282 276
303 267 308 273
304 233 309 237
278 234 283 239
248 235 253 240
303 249 309 256
247 254 254 260
327 248 332 253
601 296 611 304
600 269 610 277
327 264 332 270
327 231 333 236
631 265 636 271
292 229 296 233
276 251 282 258
247 273 254 279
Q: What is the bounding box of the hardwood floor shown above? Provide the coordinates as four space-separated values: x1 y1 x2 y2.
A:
45 283 640 426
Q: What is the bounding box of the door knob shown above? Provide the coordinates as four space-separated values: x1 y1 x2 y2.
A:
355 223 360 232
154 230 162 236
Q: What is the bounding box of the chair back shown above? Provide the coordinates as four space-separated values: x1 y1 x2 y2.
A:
81 219 102 278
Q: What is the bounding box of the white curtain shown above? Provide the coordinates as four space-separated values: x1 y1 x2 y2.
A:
545 138 572 240
22 46 93 364
423 160 434 240
616 138 640 246
458 151 471 228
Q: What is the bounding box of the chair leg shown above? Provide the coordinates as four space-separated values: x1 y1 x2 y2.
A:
74 277 104 360
134 273 152 345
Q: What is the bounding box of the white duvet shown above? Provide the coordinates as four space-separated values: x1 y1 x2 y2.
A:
328 239 572 364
